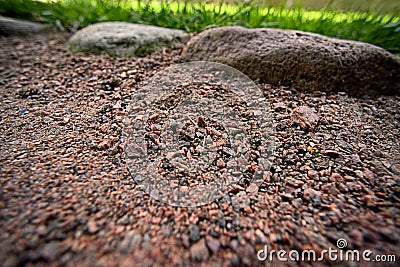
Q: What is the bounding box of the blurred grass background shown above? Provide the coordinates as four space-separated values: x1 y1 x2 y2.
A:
235 0 400 15
0 0 399 53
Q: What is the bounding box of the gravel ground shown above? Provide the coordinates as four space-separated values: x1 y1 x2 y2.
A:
0 31 399 267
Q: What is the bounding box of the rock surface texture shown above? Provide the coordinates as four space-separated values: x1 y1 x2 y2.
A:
0 16 52 35
182 26 400 95
68 22 189 57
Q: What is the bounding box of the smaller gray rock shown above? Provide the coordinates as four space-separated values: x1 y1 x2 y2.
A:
68 22 189 57
0 16 52 35
188 224 200 242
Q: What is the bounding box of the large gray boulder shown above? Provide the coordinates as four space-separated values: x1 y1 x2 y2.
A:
182 26 400 95
68 22 189 57
0 16 52 35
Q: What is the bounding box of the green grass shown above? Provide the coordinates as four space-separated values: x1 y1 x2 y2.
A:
0 0 399 53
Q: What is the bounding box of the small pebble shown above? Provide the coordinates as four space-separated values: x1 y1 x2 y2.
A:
206 236 220 254
190 239 209 261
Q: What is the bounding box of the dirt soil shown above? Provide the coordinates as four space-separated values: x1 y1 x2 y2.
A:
0 31 399 267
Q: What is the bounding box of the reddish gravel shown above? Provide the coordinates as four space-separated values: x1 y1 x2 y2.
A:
0 31 399 267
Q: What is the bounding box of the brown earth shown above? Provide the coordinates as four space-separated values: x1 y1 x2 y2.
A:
0 31 399 266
